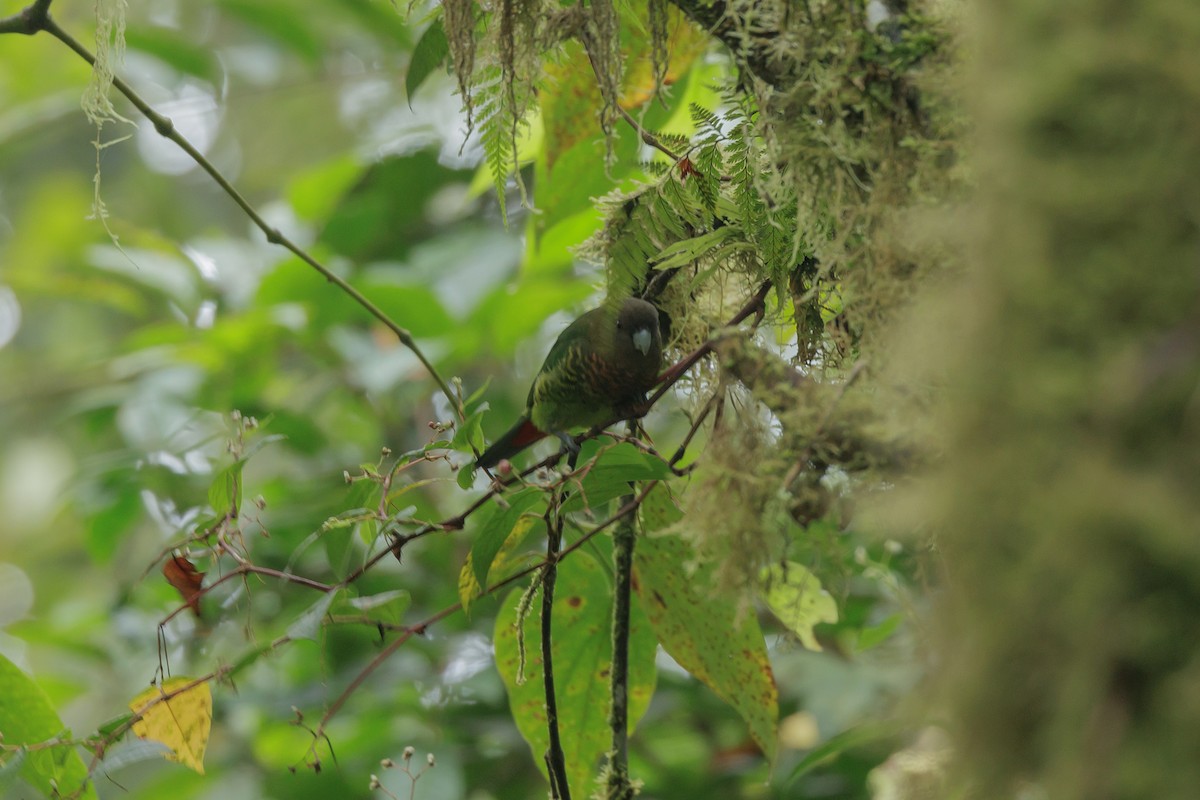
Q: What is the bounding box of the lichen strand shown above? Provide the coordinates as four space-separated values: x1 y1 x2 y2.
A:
583 0 624 155
647 0 669 101
81 0 132 127
441 0 478 125
449 0 565 215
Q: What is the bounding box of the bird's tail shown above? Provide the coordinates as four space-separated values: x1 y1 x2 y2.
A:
475 415 547 469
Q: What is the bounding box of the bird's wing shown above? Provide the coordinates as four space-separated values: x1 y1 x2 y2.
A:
525 309 600 408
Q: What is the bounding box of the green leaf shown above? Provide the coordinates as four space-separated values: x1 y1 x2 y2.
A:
459 514 542 613
471 489 547 589
0 653 98 800
786 720 904 783
634 534 779 760
761 562 839 652
451 408 487 454
96 713 134 738
287 590 341 641
466 377 493 409
561 442 671 514
124 25 219 82
495 551 657 798
342 589 411 625
457 462 478 490
857 613 901 652
324 475 382 546
638 482 683 532
651 226 744 271
525 209 603 277
208 460 245 515
406 20 449 105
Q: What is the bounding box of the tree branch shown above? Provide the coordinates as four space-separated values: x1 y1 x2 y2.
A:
541 504 572 799
0 0 51 35
604 481 637 799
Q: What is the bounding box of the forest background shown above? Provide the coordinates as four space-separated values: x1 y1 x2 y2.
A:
0 0 1197 799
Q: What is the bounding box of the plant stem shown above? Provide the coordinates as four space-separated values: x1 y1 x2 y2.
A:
604 479 637 799
542 509 572 799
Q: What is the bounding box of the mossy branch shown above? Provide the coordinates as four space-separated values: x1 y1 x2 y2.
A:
604 480 637 799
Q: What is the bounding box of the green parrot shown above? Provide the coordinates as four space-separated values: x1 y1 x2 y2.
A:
476 297 664 469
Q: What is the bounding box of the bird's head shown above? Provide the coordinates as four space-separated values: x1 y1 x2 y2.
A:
615 298 663 360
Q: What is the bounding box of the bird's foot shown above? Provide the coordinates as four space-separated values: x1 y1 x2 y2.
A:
553 431 581 469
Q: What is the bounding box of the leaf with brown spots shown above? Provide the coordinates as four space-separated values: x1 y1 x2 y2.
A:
634 533 779 761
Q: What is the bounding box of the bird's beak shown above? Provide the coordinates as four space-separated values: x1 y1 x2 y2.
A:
632 328 652 355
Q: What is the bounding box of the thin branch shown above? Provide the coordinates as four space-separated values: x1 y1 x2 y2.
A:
618 104 681 161
309 602 462 751
645 279 772 408
3 8 462 419
669 389 722 466
541 505 572 800
0 0 52 34
157 560 333 628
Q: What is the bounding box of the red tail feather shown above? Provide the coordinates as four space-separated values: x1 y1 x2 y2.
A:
476 416 548 468
509 419 546 449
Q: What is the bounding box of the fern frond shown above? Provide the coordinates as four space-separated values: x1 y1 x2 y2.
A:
476 69 514 222
691 141 723 212
688 102 723 138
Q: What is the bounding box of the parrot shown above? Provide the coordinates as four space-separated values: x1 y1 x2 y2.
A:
475 297 664 469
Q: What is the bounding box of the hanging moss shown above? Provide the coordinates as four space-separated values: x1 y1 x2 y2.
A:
441 0 478 124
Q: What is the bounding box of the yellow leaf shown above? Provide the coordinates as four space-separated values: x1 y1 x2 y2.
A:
129 678 212 774
762 562 839 652
618 7 710 110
